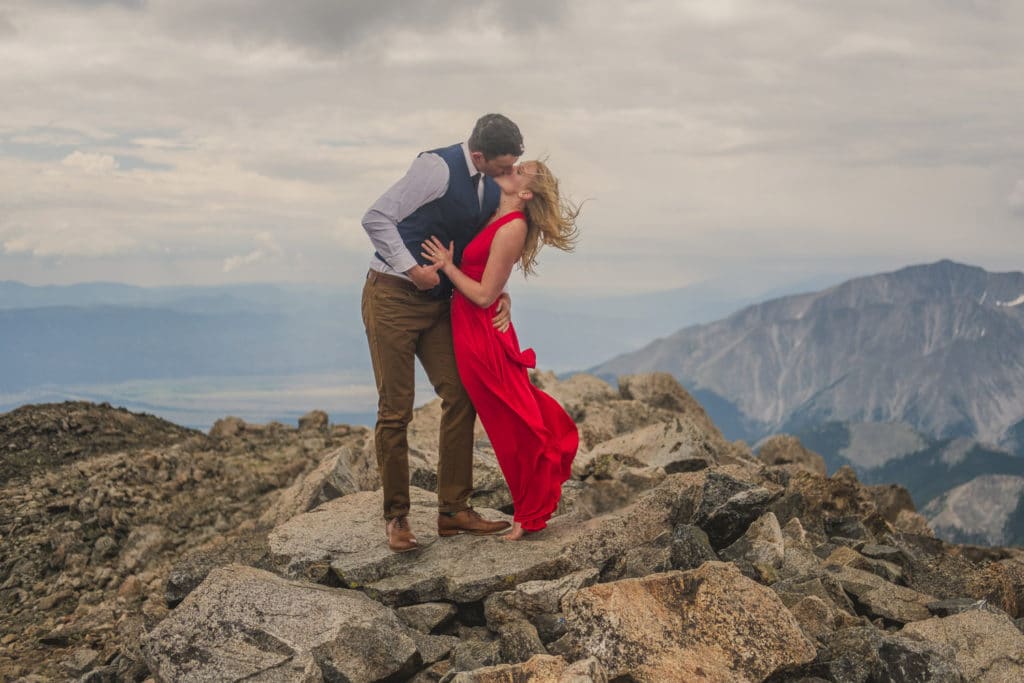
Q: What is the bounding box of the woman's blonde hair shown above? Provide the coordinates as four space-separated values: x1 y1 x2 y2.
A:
520 160 580 276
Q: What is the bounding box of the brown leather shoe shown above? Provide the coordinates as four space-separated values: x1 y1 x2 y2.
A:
438 508 511 537
386 516 418 552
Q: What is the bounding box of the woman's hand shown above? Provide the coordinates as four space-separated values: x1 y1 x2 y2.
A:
492 292 512 332
421 236 455 270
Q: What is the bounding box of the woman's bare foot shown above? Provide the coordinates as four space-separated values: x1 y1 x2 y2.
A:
502 522 526 541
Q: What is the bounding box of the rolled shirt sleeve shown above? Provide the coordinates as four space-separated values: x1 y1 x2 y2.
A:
361 152 449 275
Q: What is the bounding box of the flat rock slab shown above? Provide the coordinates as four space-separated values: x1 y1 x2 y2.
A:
449 654 609 682
824 563 936 624
564 562 817 682
142 564 420 682
268 487 579 606
901 609 1024 681
585 418 721 471
803 626 963 682
268 475 707 608
396 602 458 633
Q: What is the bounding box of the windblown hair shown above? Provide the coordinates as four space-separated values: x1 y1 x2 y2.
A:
520 160 580 276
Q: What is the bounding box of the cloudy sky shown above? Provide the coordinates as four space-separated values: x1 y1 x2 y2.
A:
2 0 1022 296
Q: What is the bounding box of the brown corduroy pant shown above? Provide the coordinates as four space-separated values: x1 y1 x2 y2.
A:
361 270 476 520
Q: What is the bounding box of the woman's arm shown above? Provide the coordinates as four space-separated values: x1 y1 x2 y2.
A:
422 219 527 309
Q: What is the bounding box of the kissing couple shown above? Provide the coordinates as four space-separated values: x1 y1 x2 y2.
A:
361 113 580 552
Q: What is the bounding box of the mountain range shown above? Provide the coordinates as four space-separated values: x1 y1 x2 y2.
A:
591 260 1024 453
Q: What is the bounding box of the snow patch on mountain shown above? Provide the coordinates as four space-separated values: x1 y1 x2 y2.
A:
940 438 976 466
840 422 926 469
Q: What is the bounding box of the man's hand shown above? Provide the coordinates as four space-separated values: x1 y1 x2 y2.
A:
492 292 512 332
406 263 441 290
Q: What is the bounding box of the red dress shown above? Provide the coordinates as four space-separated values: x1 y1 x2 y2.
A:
451 211 579 531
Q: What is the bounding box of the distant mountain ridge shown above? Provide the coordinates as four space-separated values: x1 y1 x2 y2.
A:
0 277 786 428
0 275 832 394
0 280 354 313
923 475 1024 546
591 260 1024 453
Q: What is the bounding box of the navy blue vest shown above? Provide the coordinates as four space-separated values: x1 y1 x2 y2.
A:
379 143 500 299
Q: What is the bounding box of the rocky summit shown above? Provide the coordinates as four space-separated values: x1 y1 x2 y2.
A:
3 375 1024 682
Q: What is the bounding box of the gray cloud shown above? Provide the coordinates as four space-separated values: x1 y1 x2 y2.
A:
1 0 1022 291
1010 180 1024 215
11 0 146 8
158 0 567 56
0 12 15 38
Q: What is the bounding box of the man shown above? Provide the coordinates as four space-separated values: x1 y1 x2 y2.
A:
361 114 523 552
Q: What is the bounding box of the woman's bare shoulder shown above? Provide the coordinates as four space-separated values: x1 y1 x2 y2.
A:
495 216 527 239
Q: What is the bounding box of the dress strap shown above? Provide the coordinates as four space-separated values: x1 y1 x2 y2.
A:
491 211 526 229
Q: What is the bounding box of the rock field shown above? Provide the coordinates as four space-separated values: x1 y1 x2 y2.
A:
2 372 1024 682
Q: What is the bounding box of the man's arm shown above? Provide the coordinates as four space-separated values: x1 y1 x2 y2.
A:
361 153 448 288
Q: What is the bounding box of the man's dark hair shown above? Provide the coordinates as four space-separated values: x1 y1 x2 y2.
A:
468 114 524 159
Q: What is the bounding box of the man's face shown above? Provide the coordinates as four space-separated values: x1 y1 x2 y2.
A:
473 153 519 178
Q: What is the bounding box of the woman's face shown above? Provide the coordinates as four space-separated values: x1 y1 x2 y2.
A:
495 162 538 195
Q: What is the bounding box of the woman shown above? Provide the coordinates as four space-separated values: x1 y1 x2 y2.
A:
421 160 580 540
